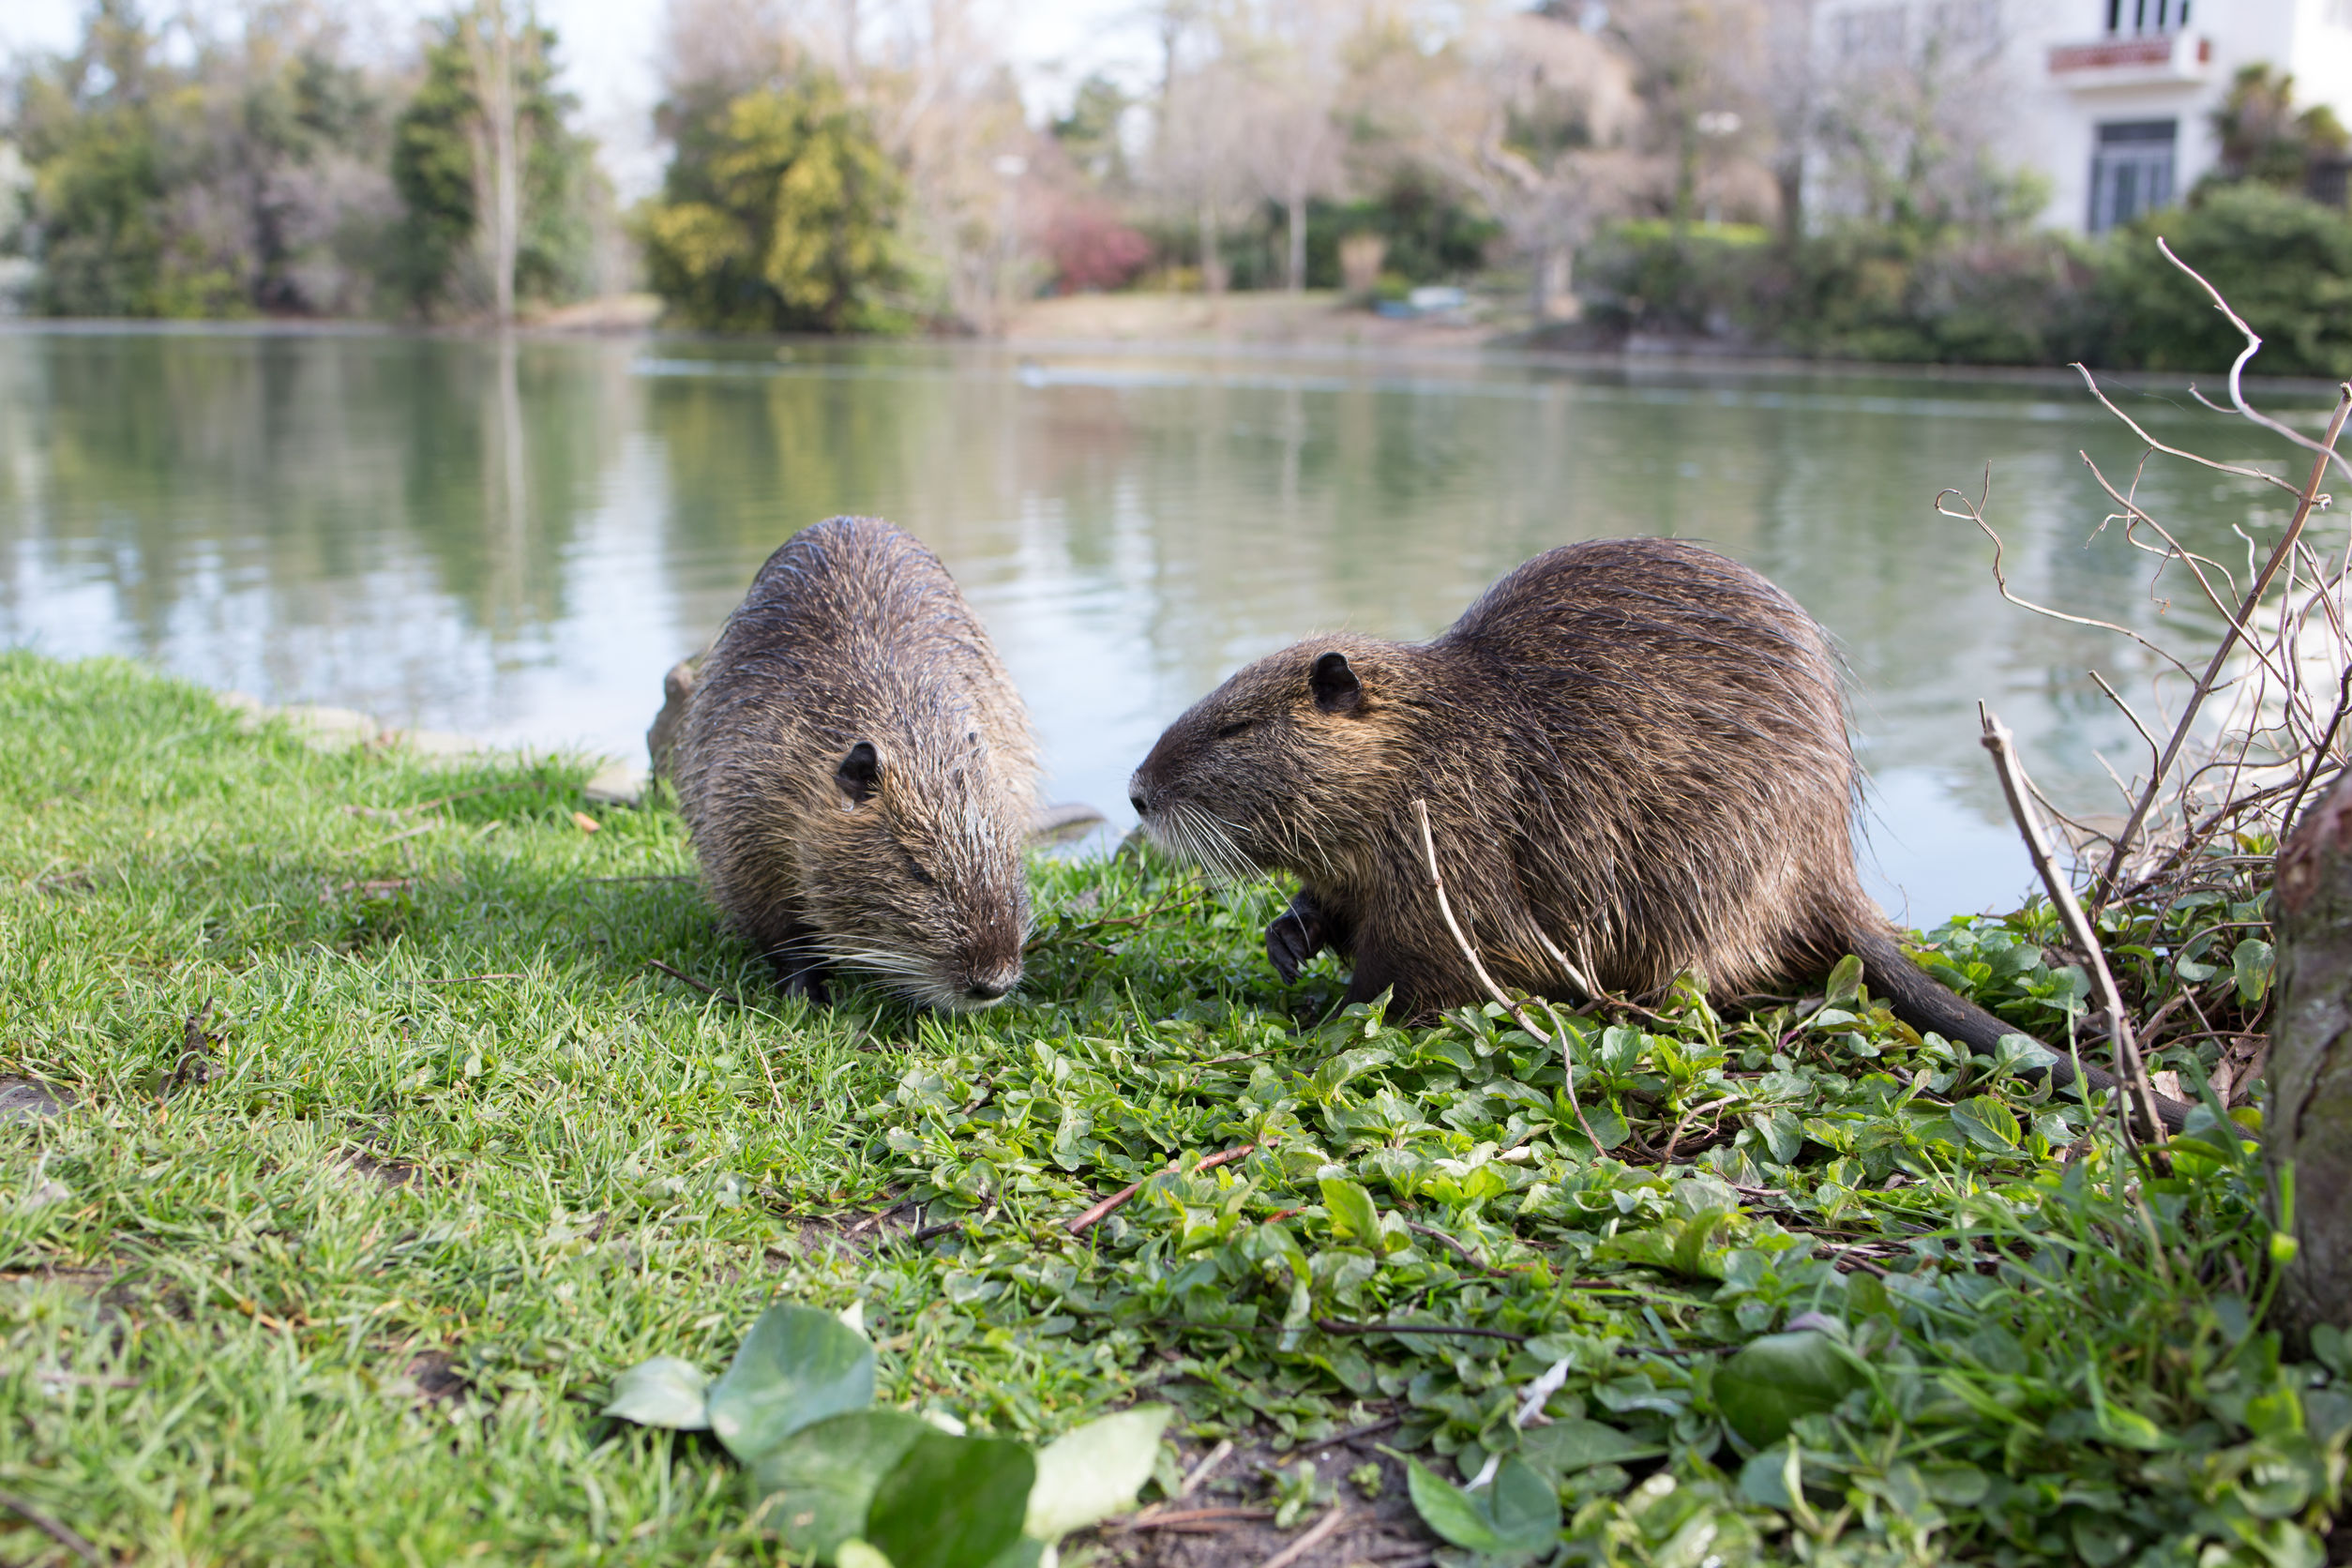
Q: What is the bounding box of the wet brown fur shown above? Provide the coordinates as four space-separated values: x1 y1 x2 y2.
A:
670 516 1040 1010
1130 537 2187 1126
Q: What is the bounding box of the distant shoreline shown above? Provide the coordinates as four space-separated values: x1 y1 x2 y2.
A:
5 300 2347 399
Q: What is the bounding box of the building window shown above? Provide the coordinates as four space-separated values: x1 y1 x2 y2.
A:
2105 0 2189 34
2089 119 2177 233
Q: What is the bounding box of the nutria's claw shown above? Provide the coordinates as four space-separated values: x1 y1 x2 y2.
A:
1266 895 1329 984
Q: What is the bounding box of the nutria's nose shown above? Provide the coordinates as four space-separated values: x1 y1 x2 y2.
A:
966 976 1011 1001
1129 787 1149 815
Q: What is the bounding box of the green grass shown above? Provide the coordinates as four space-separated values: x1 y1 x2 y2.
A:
2 651 2344 1566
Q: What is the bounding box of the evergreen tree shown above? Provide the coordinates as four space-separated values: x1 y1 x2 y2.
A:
636 74 908 333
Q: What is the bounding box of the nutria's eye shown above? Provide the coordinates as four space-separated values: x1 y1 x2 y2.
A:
835 741 880 805
1310 651 1362 713
898 844 937 887
1216 719 1254 739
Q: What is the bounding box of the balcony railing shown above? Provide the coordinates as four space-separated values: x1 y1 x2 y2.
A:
2049 31 2213 87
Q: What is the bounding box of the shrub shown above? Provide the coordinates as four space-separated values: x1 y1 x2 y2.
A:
2095 183 2352 377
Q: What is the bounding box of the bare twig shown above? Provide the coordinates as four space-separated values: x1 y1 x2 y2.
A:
1254 1503 1350 1568
2158 236 2352 490
1980 707 2168 1148
0 1487 103 1567
1179 1438 1235 1495
1066 1144 1256 1235
1412 799 1606 1151
645 959 741 1006
1314 1318 1528 1342
2090 384 2352 899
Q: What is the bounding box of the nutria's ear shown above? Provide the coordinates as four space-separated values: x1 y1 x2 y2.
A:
1310 651 1362 713
835 741 881 805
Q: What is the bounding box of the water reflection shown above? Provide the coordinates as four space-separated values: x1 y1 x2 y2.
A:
0 325 2318 923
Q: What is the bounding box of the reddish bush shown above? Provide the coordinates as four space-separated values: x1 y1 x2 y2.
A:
1041 200 1153 294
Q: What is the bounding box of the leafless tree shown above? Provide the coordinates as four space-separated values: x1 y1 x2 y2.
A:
460 0 525 326
1229 0 1353 292
1408 4 1649 320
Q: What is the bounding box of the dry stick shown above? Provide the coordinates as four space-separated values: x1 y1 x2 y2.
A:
0 1486 103 1567
1980 707 2168 1150
1411 800 1607 1153
1254 1503 1350 1568
2280 664 2352 834
1066 1143 1256 1235
645 959 741 1007
1314 1318 1527 1342
2158 235 2352 493
2092 383 2352 902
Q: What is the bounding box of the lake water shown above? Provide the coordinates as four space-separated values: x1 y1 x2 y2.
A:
0 324 2324 924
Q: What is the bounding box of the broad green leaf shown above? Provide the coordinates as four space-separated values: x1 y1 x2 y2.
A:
1519 1419 1665 1479
1671 1209 1732 1278
1319 1176 1380 1246
1714 1331 1864 1448
2234 938 2275 1003
1484 1457 1562 1552
1406 1457 1506 1552
1404 1457 1557 1560
746 1410 927 1559
1737 1443 1799 1508
707 1304 878 1461
1950 1096 2021 1153
600 1356 711 1429
864 1431 1035 1568
1023 1404 1172 1539
1824 954 1863 1006
1750 1109 1803 1166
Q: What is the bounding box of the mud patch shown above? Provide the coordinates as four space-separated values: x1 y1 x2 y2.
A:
1087 1426 1436 1568
0 1078 74 1123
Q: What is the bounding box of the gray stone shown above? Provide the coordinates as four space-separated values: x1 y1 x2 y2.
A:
585 761 650 807
1029 802 1109 846
275 705 380 750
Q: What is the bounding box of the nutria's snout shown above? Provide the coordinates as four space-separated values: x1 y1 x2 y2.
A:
950 955 1021 1009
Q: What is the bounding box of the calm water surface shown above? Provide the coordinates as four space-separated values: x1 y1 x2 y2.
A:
0 324 2322 924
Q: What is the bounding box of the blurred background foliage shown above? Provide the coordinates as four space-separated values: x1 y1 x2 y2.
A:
3 2 2352 372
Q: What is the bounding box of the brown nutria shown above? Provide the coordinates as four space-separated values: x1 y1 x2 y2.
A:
669 515 1040 1010
1128 536 2188 1128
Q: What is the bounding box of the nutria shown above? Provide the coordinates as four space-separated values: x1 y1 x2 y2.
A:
669 516 1040 1010
1128 536 2188 1128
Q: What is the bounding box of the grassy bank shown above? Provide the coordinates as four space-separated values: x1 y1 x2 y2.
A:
2 652 2344 1566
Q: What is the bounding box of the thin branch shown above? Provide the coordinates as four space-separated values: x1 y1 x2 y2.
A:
1936 485 2193 676
1980 707 2168 1150
0 1487 102 1567
1066 1144 1256 1235
2157 235 2352 491
2092 383 2352 899
1412 800 1606 1152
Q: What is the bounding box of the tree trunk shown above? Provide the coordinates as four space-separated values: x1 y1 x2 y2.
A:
1199 199 1225 295
465 0 522 327
2267 771 2352 1352
1287 191 1306 293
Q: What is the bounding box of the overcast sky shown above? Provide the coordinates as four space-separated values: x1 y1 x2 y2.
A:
0 0 1160 197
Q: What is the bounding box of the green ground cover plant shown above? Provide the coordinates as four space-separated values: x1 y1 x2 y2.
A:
3 650 2346 1565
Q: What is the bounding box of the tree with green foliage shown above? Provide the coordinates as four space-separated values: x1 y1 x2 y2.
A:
635 75 908 334
7 0 402 319
2207 64 2348 195
388 5 598 319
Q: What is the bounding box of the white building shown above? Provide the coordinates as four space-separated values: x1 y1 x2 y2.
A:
1809 0 2352 235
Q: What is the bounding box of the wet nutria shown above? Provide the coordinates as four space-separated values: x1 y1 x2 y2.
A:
669 516 1039 1010
1128 536 2188 1127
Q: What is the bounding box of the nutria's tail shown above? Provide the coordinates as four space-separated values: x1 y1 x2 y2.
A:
1847 927 2192 1133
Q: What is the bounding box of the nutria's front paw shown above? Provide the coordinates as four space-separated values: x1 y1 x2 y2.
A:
1266 895 1330 984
